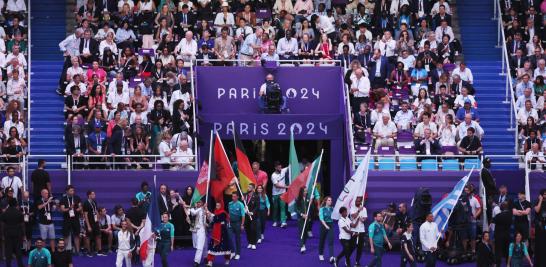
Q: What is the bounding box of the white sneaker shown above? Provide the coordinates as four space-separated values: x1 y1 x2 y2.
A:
329 257 335 264
247 244 252 249
280 223 287 228
300 245 306 253
261 234 264 239
307 231 313 238
319 255 324 261
251 245 256 250
230 253 235 259
272 222 278 227
234 254 240 260
257 239 262 244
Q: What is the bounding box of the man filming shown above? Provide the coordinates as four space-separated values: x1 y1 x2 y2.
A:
259 74 286 113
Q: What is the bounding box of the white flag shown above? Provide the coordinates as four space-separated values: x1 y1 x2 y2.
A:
332 150 371 220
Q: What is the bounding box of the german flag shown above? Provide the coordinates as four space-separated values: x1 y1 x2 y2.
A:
233 129 257 193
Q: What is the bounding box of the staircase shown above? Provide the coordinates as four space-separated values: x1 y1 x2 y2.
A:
457 0 516 165
30 0 67 166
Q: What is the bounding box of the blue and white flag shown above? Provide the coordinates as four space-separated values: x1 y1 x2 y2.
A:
332 150 371 220
431 169 474 239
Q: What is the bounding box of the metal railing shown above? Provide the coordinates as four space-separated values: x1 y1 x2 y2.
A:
494 0 519 155
193 58 342 66
69 154 196 172
354 153 482 170
27 3 32 153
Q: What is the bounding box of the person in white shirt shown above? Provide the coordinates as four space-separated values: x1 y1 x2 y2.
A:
158 132 174 169
66 57 85 83
170 131 193 151
107 82 130 110
453 87 477 109
5 45 27 68
419 32 438 52
318 15 335 36
276 30 298 60
6 0 26 13
526 143 546 170
190 199 209 266
414 112 438 139
515 88 537 109
0 166 23 199
398 50 416 71
214 3 235 35
463 185 482 253
99 32 118 58
457 114 484 140
115 220 135 267
431 0 451 15
420 213 439 267
6 68 26 103
533 59 546 80
334 206 354 267
118 0 135 11
373 115 398 149
350 196 368 266
451 62 473 84
175 31 198 62
95 24 116 42
171 140 194 170
3 111 24 138
271 162 289 227
438 115 457 146
64 74 87 95
59 29 84 58
394 102 414 131
370 102 391 125
374 31 397 58
108 73 129 95
350 68 371 114
517 100 539 125
435 20 454 43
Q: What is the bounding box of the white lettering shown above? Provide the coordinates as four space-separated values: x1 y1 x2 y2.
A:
218 88 225 99
306 123 315 135
229 88 237 99
241 88 249 99
240 123 249 135
260 123 269 135
301 88 309 99
278 123 286 135
311 88 319 99
226 122 234 136
319 123 328 134
213 123 223 132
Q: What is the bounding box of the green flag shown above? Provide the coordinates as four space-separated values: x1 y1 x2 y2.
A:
287 130 300 216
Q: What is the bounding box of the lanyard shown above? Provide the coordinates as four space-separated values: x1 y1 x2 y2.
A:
22 201 29 213
43 199 50 212
88 199 97 214
68 196 74 208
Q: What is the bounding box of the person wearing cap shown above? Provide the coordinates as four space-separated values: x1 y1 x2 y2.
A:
87 121 107 169
196 43 217 66
214 2 235 35
28 238 52 267
455 99 479 123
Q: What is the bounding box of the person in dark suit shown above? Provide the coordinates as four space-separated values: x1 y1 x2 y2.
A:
96 0 117 14
244 184 260 249
507 33 526 56
415 129 441 163
430 62 445 85
368 49 388 89
480 158 497 222
196 44 217 66
79 29 99 64
476 231 495 267
174 4 196 38
64 85 87 119
432 5 451 28
521 0 539 11
451 74 474 95
157 184 173 216
529 47 544 69
337 44 356 67
0 197 25 267
374 11 394 36
410 0 431 20
66 125 87 168
510 48 528 76
437 34 456 63
433 85 455 108
358 45 373 67
416 42 438 71
108 119 129 169
493 201 513 266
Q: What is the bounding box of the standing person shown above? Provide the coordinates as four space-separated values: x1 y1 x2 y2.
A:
1 166 23 200
367 211 392 267
350 196 368 267
493 201 513 266
28 238 52 267
256 184 270 243
534 189 546 267
19 191 34 253
296 187 311 253
116 220 135 267
83 190 103 256
508 232 534 267
318 196 334 263
334 206 354 267
36 189 56 252
52 239 73 267
400 223 416 267
228 192 245 260
512 191 532 243
244 183 259 250
476 231 495 267
126 198 146 234
31 160 51 202
190 199 207 266
206 202 232 266
59 185 82 255
98 207 114 254
135 182 152 213
0 197 24 267
420 213 439 267
156 212 175 267
270 162 288 228
252 162 269 191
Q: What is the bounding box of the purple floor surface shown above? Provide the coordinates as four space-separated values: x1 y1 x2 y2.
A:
19 220 477 267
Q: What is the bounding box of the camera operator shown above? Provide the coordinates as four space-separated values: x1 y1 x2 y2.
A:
258 74 286 112
136 182 152 213
533 189 546 266
446 193 471 252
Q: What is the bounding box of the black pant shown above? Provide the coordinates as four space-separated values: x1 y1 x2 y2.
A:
495 234 510 266
424 251 436 267
245 214 258 245
400 255 417 267
58 56 72 90
4 234 23 267
336 239 353 266
351 232 366 263
535 222 546 267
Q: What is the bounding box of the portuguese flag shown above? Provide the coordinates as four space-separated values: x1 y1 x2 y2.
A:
233 129 257 193
190 161 209 206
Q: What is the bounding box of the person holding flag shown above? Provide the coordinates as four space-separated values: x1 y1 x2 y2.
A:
206 202 232 266
420 213 439 267
139 176 162 267
271 161 288 228
244 183 260 250
190 199 208 267
296 186 312 253
156 212 175 267
350 196 368 267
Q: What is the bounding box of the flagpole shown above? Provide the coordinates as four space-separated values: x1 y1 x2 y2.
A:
300 150 324 241
435 168 474 244
205 130 213 207
233 177 253 221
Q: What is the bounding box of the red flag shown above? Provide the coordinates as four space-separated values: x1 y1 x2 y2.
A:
280 165 312 205
210 134 236 207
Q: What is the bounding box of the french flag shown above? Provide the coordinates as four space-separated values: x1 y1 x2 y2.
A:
139 177 161 262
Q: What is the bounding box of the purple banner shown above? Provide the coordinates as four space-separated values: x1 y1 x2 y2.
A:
196 66 344 114
200 114 343 140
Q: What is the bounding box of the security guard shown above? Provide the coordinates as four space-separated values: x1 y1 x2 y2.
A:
157 212 175 267
1 196 24 267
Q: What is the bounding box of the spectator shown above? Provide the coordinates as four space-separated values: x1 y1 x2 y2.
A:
65 74 87 96
3 110 24 138
196 43 217 65
415 128 441 162
517 100 539 125
452 62 474 84
79 29 99 64
414 112 438 139
456 100 479 123
439 114 457 147
457 114 484 139
6 68 25 104
107 81 130 110
373 114 397 149
515 88 537 109
458 127 483 156
87 122 107 169
171 139 194 170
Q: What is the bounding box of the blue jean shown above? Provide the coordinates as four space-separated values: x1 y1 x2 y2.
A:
229 221 242 255
368 245 385 267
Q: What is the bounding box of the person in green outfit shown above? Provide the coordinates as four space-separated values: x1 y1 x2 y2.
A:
135 182 152 213
271 162 288 228
28 238 52 267
156 212 175 267
256 184 270 244
228 192 245 260
507 232 534 267
318 196 335 263
368 211 392 267
297 186 312 253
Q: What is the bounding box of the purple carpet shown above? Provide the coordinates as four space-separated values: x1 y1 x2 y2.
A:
20 220 475 267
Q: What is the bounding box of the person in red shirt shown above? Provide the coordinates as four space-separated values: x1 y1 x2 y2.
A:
252 162 269 191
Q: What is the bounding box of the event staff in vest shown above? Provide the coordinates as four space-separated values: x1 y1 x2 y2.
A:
350 196 368 267
116 220 135 267
0 196 24 267
228 192 245 260
244 183 260 250
533 189 546 266
190 199 208 266
156 212 175 267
